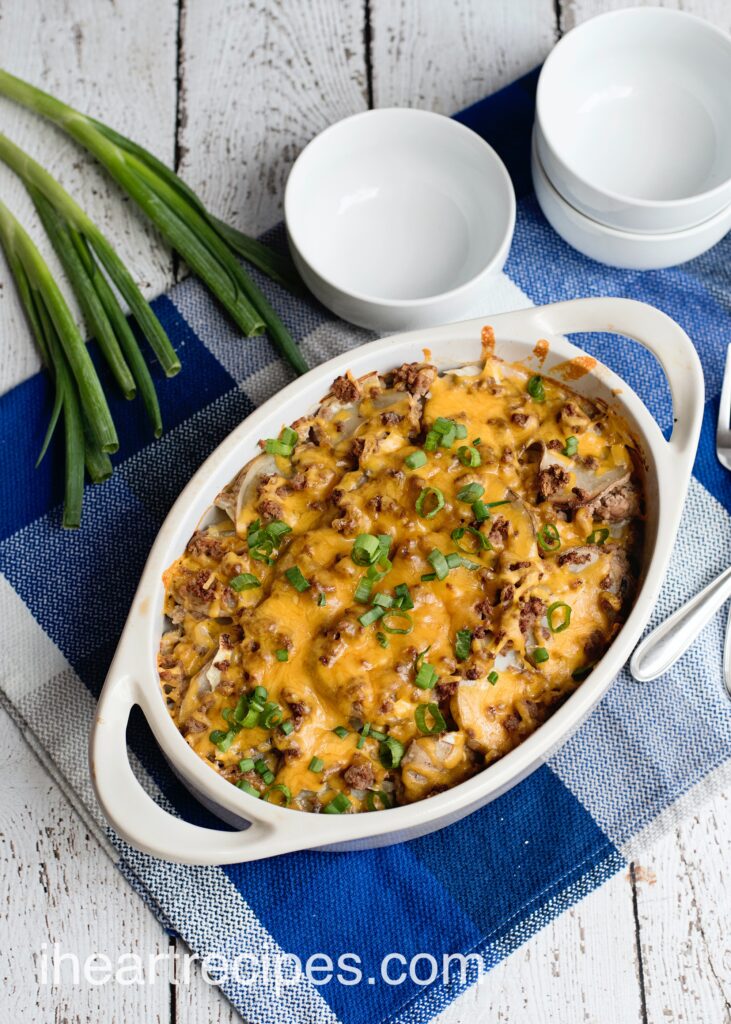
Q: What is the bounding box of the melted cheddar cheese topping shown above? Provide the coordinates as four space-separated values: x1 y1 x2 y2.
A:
158 343 643 813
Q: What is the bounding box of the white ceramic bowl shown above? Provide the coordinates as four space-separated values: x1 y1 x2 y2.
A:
536 7 731 233
532 133 731 270
284 108 515 331
90 297 703 865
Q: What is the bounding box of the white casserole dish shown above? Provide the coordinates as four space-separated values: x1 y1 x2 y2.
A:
90 298 704 865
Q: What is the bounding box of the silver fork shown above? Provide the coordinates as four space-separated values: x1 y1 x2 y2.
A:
717 344 731 470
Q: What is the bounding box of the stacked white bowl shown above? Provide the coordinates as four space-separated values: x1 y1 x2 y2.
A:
532 7 731 270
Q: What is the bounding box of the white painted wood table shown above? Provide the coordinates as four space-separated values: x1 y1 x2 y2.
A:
0 2 729 1021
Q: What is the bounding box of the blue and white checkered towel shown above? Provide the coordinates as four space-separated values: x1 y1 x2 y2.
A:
1 71 730 1024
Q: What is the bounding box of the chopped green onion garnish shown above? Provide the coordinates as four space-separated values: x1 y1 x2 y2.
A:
333 726 349 739
451 525 492 555
260 702 283 728
445 552 462 569
366 789 392 811
382 610 413 635
318 592 327 606
379 736 404 769
440 423 457 447
472 499 489 522
309 756 324 773
455 628 473 661
264 426 298 457
323 792 351 814
430 418 466 449
421 572 437 582
424 429 440 452
537 523 561 552
239 758 255 772
457 445 481 467
405 450 427 470
247 518 291 564
280 720 295 736
230 572 261 592
416 486 445 519
527 375 545 402
359 605 385 627
488 671 499 684
275 648 289 662
253 685 267 701
457 482 484 503
210 729 235 752
352 533 381 566
254 759 271 777
356 723 370 750
369 727 387 741
262 770 275 785
264 438 295 457
239 705 260 729
587 528 610 545
284 565 310 591
533 647 550 664
372 592 394 608
414 661 438 689
236 780 260 798
354 576 374 603
547 601 572 633
263 783 291 806
376 631 389 648
473 437 482 446
393 583 414 609
415 702 446 735
572 664 593 681
427 548 450 580
266 520 292 541
563 436 578 457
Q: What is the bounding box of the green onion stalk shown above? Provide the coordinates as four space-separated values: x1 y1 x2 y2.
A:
0 132 179 424
0 199 115 526
0 68 308 375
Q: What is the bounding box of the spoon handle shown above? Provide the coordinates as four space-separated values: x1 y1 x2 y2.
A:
630 565 731 682
724 604 731 699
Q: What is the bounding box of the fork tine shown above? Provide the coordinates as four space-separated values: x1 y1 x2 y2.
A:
717 343 731 446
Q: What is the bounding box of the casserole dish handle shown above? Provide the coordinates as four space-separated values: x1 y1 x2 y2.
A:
90 670 280 865
526 296 704 461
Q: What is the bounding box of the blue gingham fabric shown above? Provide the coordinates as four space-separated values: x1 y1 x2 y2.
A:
2 70 731 1024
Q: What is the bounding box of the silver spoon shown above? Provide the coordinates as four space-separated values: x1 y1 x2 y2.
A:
724 604 731 699
630 565 731 687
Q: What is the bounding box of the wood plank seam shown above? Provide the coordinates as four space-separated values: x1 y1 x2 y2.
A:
364 0 374 108
173 0 187 283
629 862 650 1024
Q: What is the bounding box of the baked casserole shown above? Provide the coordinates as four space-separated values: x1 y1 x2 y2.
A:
158 334 643 814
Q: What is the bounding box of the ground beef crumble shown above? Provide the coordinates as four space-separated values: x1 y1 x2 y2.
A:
331 374 360 403
538 464 570 501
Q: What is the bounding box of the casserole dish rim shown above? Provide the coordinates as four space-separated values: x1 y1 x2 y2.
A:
90 297 704 864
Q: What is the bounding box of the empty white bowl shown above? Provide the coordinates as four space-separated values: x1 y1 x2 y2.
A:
284 108 515 331
536 7 731 233
532 132 731 270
